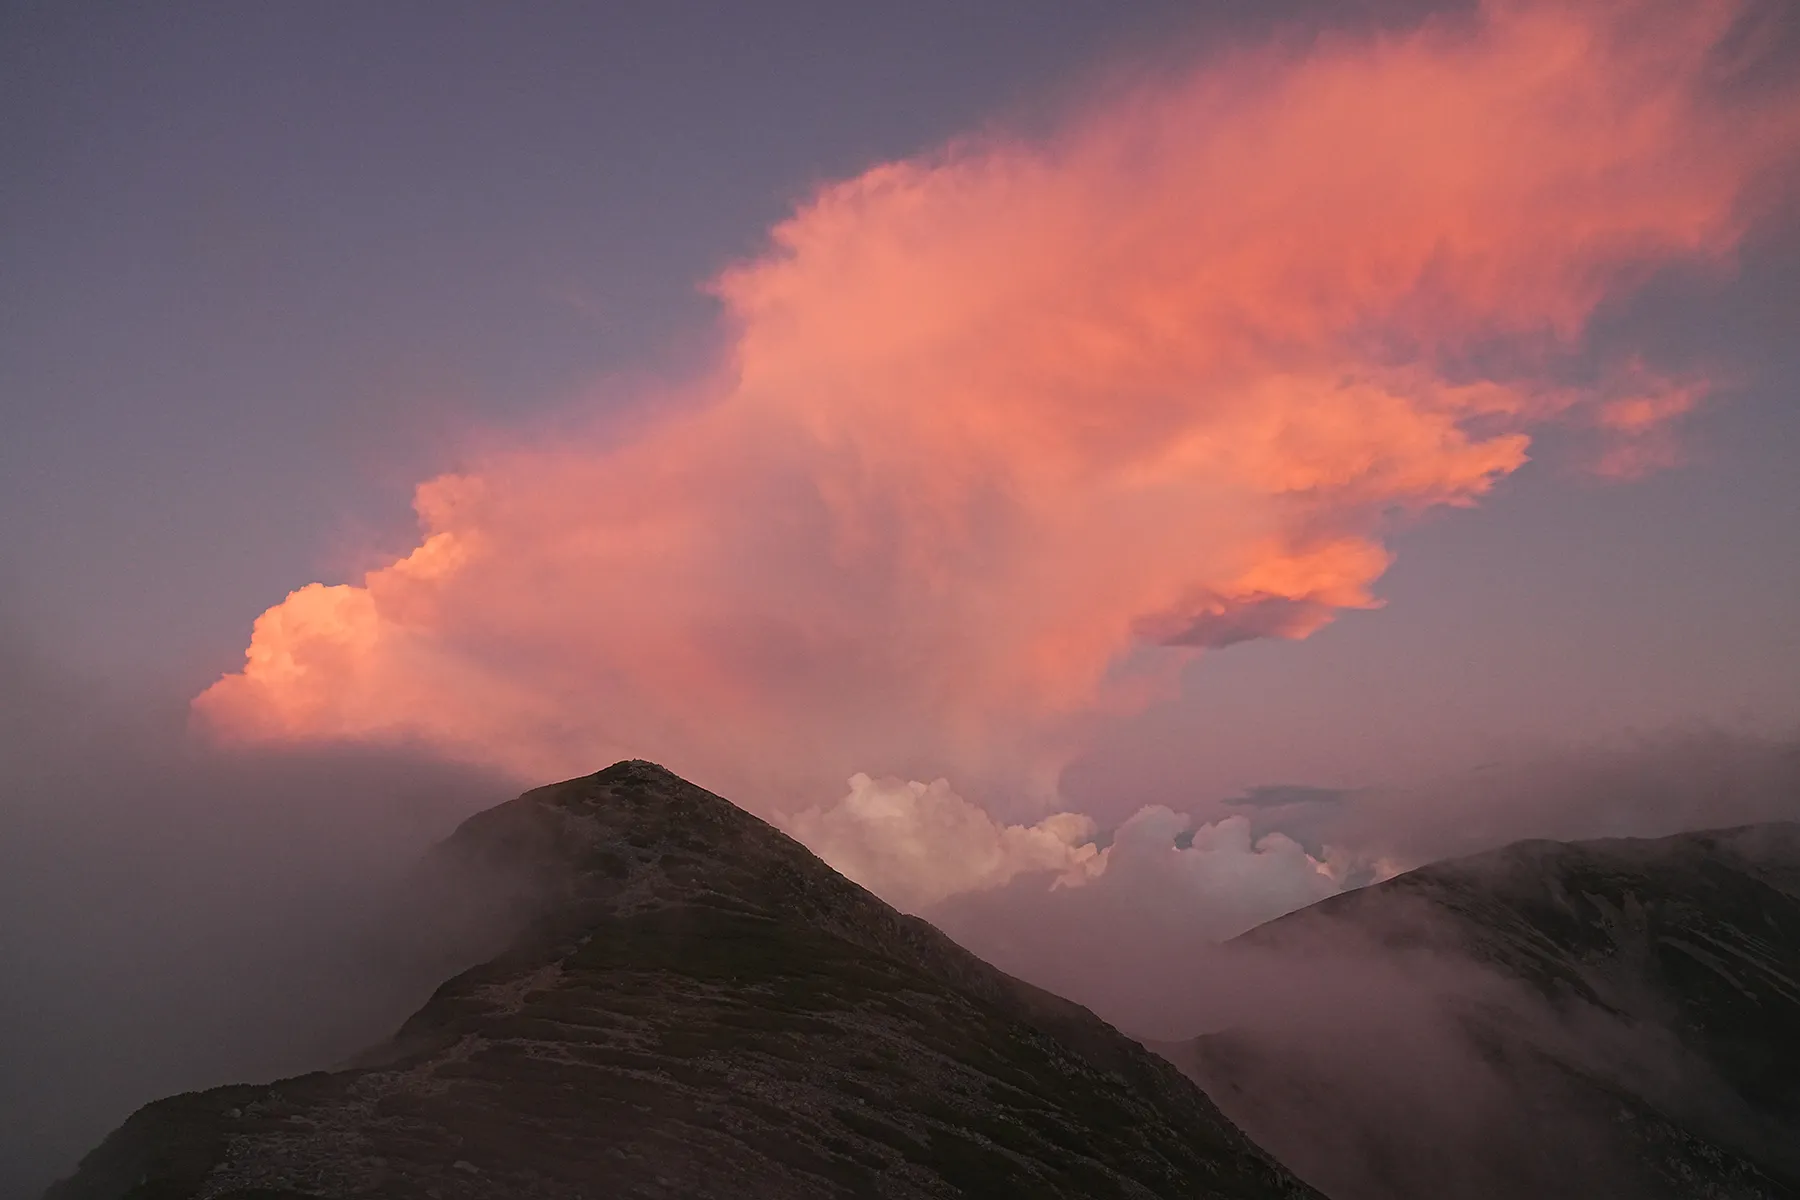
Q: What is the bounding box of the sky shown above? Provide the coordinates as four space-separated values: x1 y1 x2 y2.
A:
5 2 1800 1190
4 0 1799 837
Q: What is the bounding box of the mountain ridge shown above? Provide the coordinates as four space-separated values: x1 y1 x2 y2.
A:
48 761 1320 1200
1160 821 1800 1200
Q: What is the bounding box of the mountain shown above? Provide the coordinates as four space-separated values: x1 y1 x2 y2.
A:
1158 823 1800 1200
48 761 1320 1200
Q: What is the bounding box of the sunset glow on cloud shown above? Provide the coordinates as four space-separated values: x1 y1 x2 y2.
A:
194 0 1799 811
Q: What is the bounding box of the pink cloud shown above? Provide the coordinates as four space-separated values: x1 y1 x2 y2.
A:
195 0 1798 810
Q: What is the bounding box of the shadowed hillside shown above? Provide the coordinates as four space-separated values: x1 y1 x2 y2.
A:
1161 823 1800 1200
49 761 1319 1200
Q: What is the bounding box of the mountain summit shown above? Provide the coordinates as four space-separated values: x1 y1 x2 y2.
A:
50 761 1319 1199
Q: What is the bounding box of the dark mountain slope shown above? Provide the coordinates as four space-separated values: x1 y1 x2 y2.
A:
49 761 1320 1200
1161 823 1800 1200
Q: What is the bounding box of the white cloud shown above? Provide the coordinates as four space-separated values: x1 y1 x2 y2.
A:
783 773 1103 912
783 771 1386 934
1098 807 1349 938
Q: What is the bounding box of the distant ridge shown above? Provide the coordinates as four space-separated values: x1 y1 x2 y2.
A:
1162 822 1800 1200
49 761 1320 1199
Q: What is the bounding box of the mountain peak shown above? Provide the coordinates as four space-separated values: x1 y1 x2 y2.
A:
51 766 1321 1200
429 759 894 953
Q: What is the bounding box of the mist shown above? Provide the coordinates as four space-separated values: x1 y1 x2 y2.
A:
925 727 1800 1034
0 643 520 1198
921 730 1800 1198
6 616 1798 1199
1160 918 1792 1198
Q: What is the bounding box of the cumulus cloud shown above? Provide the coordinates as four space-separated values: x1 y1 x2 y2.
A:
783 773 1102 912
787 771 1374 945
193 0 1800 810
1106 808 1357 931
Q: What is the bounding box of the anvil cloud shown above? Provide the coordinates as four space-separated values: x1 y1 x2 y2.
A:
195 0 1799 809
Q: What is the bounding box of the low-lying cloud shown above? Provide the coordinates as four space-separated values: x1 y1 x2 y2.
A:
0 647 520 1198
920 727 1800 1040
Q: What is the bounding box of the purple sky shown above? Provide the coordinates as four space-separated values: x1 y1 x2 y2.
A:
3 1 1797 826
